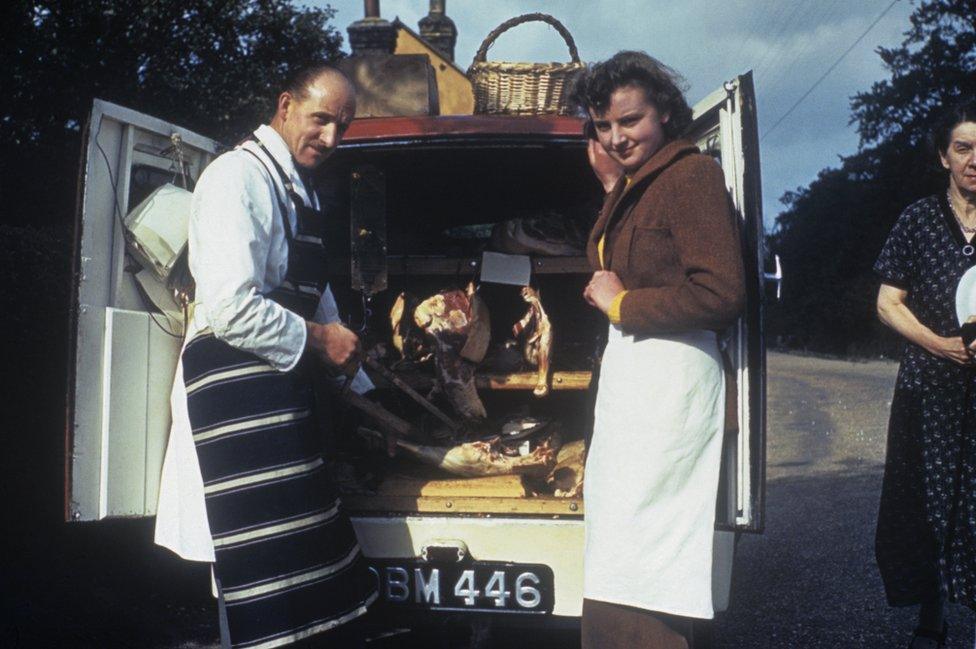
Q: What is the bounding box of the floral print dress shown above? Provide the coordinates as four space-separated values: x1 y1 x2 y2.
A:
874 194 976 609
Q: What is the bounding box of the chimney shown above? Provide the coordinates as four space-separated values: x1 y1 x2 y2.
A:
347 0 397 56
418 0 457 62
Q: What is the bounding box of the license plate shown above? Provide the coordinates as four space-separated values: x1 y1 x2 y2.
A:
369 559 554 614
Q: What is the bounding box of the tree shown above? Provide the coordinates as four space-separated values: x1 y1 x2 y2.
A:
2 0 344 146
0 0 345 227
851 0 976 149
768 0 976 355
0 1 348 443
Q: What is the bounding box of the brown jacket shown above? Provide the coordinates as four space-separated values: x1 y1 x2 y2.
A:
587 139 745 332
586 139 746 429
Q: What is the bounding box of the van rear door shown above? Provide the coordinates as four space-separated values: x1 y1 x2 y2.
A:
65 100 220 522
689 73 766 533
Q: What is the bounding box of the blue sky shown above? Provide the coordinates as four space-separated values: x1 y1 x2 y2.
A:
315 0 915 231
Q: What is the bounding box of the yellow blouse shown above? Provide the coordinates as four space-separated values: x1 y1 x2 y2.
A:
599 176 630 324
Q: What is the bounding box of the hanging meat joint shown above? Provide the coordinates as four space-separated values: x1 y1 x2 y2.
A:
512 286 553 397
413 282 491 421
389 291 430 362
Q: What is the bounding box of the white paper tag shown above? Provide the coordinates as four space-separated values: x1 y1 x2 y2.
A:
480 251 531 286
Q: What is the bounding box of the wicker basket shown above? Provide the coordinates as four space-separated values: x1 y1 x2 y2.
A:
467 13 583 116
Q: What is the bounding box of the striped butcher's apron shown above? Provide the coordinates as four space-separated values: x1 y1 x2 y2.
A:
182 142 377 649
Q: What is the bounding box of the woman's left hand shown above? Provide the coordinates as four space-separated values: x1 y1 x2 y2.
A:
587 139 624 194
584 270 626 314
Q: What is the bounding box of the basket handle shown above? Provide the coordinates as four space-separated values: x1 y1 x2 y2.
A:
472 13 580 65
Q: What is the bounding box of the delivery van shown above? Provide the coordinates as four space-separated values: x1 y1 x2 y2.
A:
65 72 765 642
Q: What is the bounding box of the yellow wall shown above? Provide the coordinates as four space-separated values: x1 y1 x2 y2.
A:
395 29 474 115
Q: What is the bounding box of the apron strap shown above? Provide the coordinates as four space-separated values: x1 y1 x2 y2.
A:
240 136 327 321
241 147 295 243
247 136 316 210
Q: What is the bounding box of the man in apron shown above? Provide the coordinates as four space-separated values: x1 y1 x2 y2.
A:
154 65 380 648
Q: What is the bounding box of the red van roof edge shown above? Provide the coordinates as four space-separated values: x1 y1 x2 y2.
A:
342 115 587 143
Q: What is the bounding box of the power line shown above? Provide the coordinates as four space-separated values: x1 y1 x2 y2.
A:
753 1 815 76
760 0 847 94
760 0 902 142
731 0 789 70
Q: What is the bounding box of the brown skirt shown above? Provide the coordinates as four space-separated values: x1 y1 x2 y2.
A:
581 599 692 649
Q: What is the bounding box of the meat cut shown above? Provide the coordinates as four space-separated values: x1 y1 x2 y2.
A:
386 433 560 478
413 282 490 421
512 286 553 397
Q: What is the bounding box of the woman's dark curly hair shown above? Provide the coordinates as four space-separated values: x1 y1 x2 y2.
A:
933 98 976 155
570 51 693 141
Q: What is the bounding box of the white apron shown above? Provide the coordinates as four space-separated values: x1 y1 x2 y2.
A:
154 335 215 562
583 325 726 619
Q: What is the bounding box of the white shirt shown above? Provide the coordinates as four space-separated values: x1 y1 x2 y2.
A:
154 125 373 562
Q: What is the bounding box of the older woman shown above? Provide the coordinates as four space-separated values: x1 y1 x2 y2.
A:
875 100 976 649
572 51 745 649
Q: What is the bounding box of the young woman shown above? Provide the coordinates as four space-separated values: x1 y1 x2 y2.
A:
572 51 746 649
875 100 976 649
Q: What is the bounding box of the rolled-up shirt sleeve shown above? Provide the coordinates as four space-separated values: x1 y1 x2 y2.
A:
189 155 307 371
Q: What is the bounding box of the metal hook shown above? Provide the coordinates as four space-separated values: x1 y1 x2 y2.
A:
347 289 372 335
167 132 190 189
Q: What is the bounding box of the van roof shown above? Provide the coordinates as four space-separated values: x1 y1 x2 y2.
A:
342 115 586 144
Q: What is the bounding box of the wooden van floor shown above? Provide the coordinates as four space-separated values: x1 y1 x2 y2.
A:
376 473 529 498
338 437 587 516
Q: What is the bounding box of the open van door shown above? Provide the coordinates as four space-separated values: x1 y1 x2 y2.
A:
65 100 221 522
688 73 766 533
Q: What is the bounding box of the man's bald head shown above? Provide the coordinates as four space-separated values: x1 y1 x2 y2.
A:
279 65 355 105
270 65 357 170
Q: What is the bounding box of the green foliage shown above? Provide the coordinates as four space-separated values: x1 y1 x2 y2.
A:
0 0 344 238
0 1 346 396
1 0 344 148
0 224 71 392
769 0 976 356
0 223 70 325
851 0 976 148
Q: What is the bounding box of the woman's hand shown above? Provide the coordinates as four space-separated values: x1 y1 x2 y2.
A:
877 283 974 366
923 335 973 366
584 270 626 314
587 138 624 194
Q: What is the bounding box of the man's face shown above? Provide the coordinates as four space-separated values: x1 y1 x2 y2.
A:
275 74 356 170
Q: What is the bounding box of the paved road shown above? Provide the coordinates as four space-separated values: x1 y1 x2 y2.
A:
4 352 975 647
716 353 972 648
